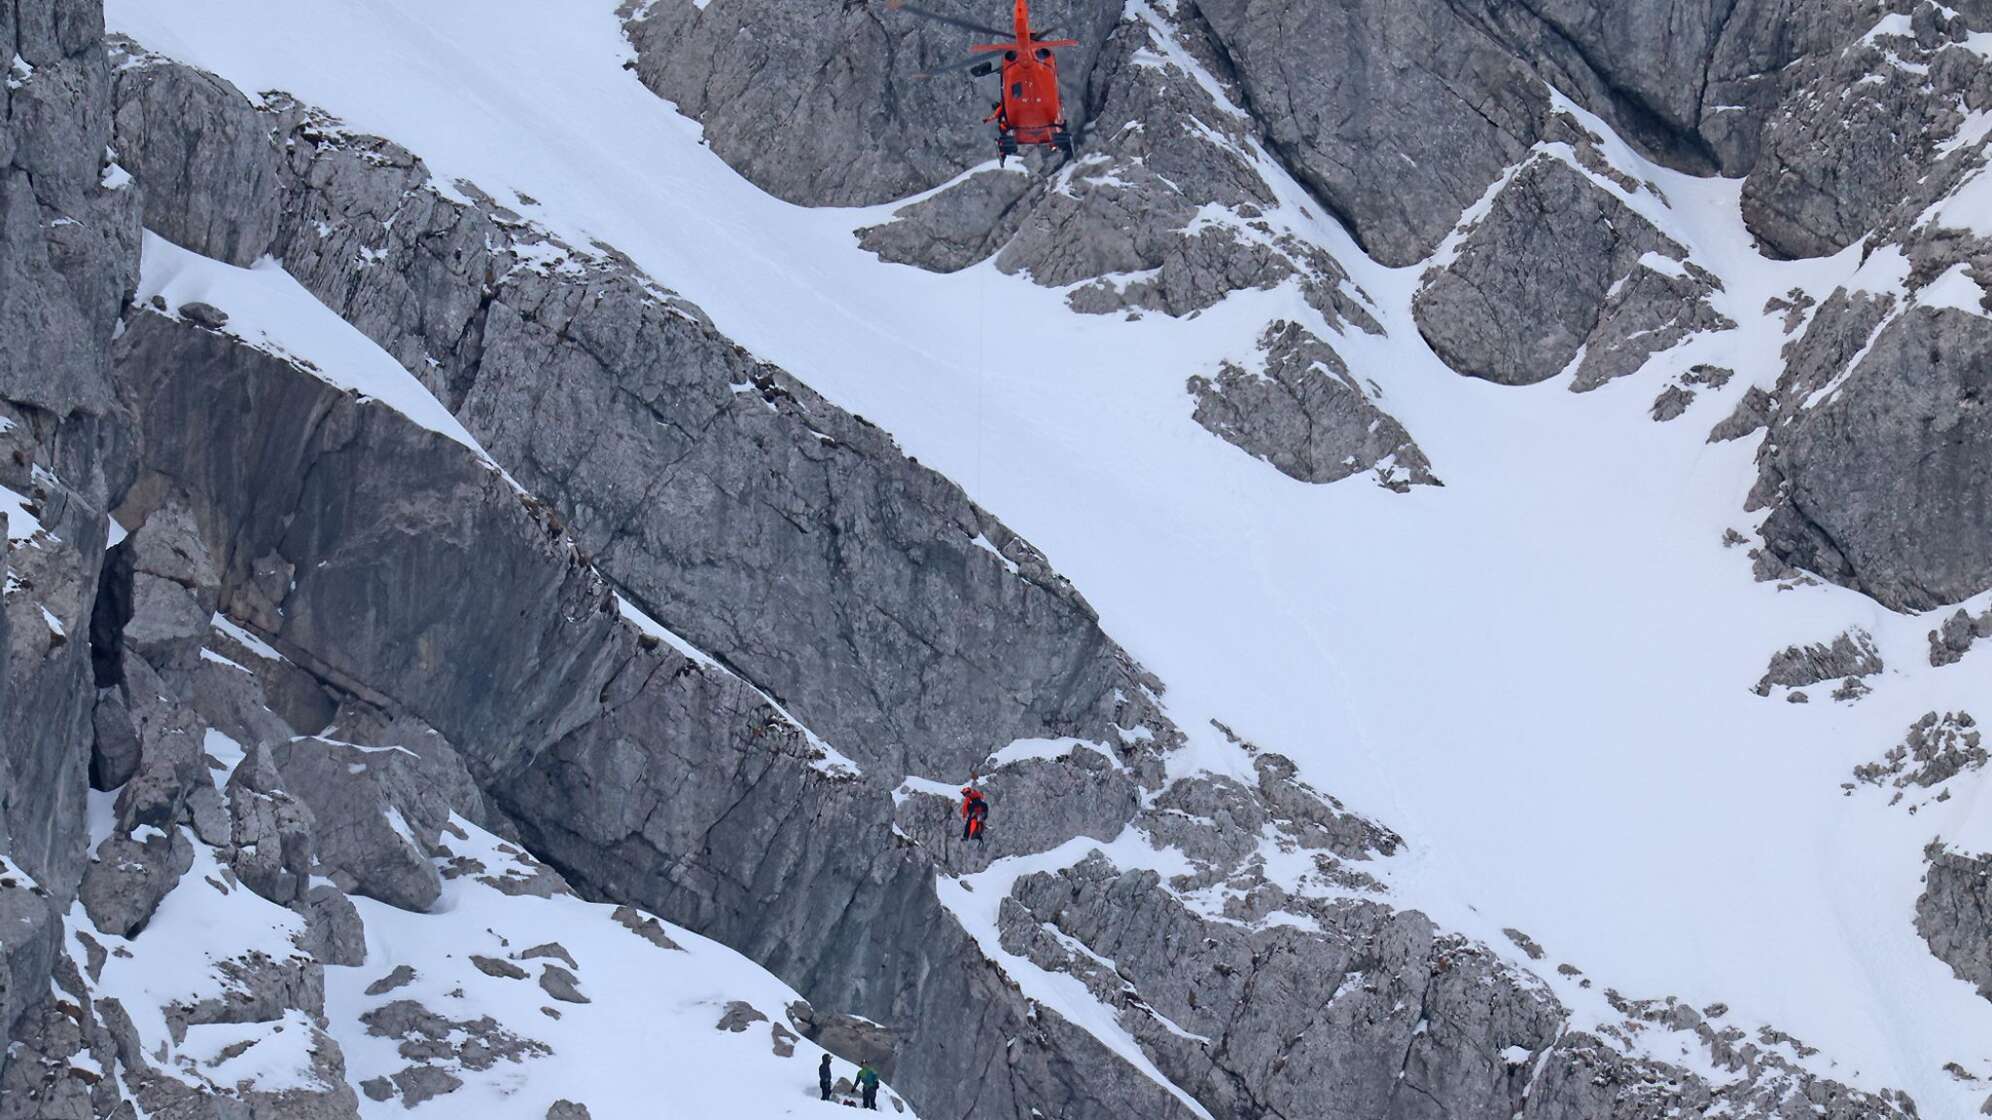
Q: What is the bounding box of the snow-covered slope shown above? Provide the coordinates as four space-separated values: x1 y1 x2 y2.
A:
91 0 1992 1116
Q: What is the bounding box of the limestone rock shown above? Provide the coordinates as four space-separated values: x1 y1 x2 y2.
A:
1930 604 1992 667
1742 4 1992 259
1854 711 1987 800
1753 630 1882 697
1708 386 1773 443
225 743 317 906
109 38 281 266
1194 0 1548 267
1757 303 1992 610
1918 843 1992 999
293 884 366 967
1415 155 1726 389
265 734 450 912
537 965 588 1004
1187 319 1436 489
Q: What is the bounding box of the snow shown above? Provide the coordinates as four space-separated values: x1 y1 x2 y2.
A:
986 736 1117 769
212 612 285 661
1920 262 1991 316
90 835 312 1062
1927 163 1992 237
102 1 1992 1114
613 592 717 669
199 647 253 674
134 231 498 465
0 484 41 542
177 1010 331 1093
968 532 1020 574
323 815 916 1119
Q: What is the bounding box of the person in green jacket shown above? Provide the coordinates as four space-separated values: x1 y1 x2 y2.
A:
855 1061 881 1111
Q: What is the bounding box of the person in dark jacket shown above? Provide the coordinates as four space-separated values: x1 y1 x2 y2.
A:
856 1061 881 1110
819 1054 834 1101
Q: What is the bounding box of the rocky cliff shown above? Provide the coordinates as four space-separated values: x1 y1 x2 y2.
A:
4 0 1992 1117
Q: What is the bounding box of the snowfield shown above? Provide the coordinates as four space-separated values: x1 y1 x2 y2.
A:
105 0 1992 1116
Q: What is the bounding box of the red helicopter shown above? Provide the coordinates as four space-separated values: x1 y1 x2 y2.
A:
887 0 1080 162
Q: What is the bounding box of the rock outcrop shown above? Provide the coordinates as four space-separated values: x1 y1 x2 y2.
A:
853 3 1381 322
1750 118 1992 610
1414 135 1730 390
0 0 138 1053
1854 711 1987 808
1931 603 1992 666
1741 0 1992 259
1187 319 1436 488
1751 629 1882 698
1919 843 1992 1000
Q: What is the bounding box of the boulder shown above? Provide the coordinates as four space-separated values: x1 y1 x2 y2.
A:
1187 320 1436 488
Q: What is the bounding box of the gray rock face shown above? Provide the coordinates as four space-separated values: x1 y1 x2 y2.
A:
1187 320 1436 489
1930 604 1992 666
988 6 1374 322
1414 152 1728 388
268 736 457 912
0 0 137 1067
894 747 1144 874
1191 0 1887 264
1751 629 1882 696
1708 385 1774 443
805 5 1381 322
1918 843 1992 1000
856 168 1034 274
1757 302 1992 610
1741 1 1992 259
225 743 318 905
1193 0 1549 267
1002 853 1559 1119
109 39 281 265
1854 711 1987 802
623 0 1121 207
99 245 1184 1120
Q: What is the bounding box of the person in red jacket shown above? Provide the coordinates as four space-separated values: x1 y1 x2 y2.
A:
960 785 989 843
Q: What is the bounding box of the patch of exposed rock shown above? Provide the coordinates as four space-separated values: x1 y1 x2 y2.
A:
1749 109 1992 610
1415 147 1731 390
1919 843 1992 1001
1649 365 1733 423
1853 711 1987 808
1187 320 1437 489
1751 629 1882 699
1742 1 1992 259
1931 603 1992 666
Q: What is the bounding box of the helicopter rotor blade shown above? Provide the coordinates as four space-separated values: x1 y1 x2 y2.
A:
885 0 1014 40
912 52 1000 78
